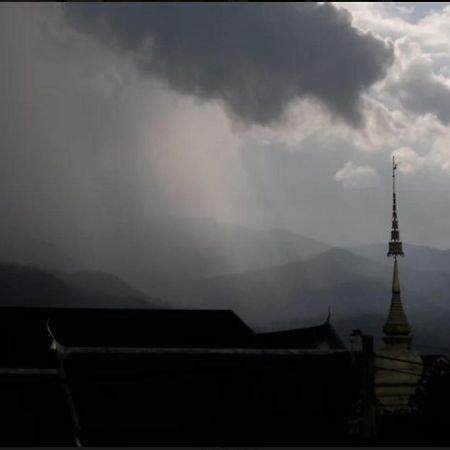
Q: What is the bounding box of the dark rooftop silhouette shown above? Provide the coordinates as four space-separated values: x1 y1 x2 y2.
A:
0 306 365 446
0 305 446 446
257 321 345 349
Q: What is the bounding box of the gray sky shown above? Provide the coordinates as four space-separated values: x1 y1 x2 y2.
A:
1 1 450 261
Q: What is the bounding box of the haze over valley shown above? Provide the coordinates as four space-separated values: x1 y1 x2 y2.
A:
2 217 450 353
2 3 450 354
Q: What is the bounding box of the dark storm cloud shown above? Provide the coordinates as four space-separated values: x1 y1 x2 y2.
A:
63 2 394 126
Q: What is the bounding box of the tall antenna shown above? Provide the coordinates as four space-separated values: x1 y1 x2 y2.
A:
387 156 404 258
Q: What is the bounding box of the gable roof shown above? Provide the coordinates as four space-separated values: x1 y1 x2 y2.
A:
0 306 346 354
47 308 256 348
255 321 346 350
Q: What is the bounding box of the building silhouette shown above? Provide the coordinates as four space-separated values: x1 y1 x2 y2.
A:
0 306 371 446
0 160 449 445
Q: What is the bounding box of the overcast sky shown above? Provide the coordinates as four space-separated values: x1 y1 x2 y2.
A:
2 2 450 257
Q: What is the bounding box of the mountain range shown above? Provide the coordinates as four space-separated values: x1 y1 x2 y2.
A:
1 218 449 353
0 263 166 310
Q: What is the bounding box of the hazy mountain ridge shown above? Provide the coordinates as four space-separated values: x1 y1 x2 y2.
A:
0 235 83 273
84 217 332 297
1 219 450 353
184 244 450 313
0 262 164 309
184 247 390 325
348 242 450 274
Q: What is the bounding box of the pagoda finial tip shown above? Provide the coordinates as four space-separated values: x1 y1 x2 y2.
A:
388 155 403 257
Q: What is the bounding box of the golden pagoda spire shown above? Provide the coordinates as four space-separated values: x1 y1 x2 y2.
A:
383 156 411 339
383 258 411 336
375 156 422 413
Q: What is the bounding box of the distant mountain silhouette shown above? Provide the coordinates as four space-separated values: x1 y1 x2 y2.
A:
0 235 82 273
1 220 450 354
348 242 450 274
90 217 331 298
0 263 164 309
178 246 450 353
185 248 389 325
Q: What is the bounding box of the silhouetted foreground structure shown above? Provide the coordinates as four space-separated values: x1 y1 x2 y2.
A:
0 306 448 446
0 306 370 446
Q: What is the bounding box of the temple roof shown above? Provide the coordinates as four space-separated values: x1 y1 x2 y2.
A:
47 308 256 348
255 321 345 350
0 306 346 355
